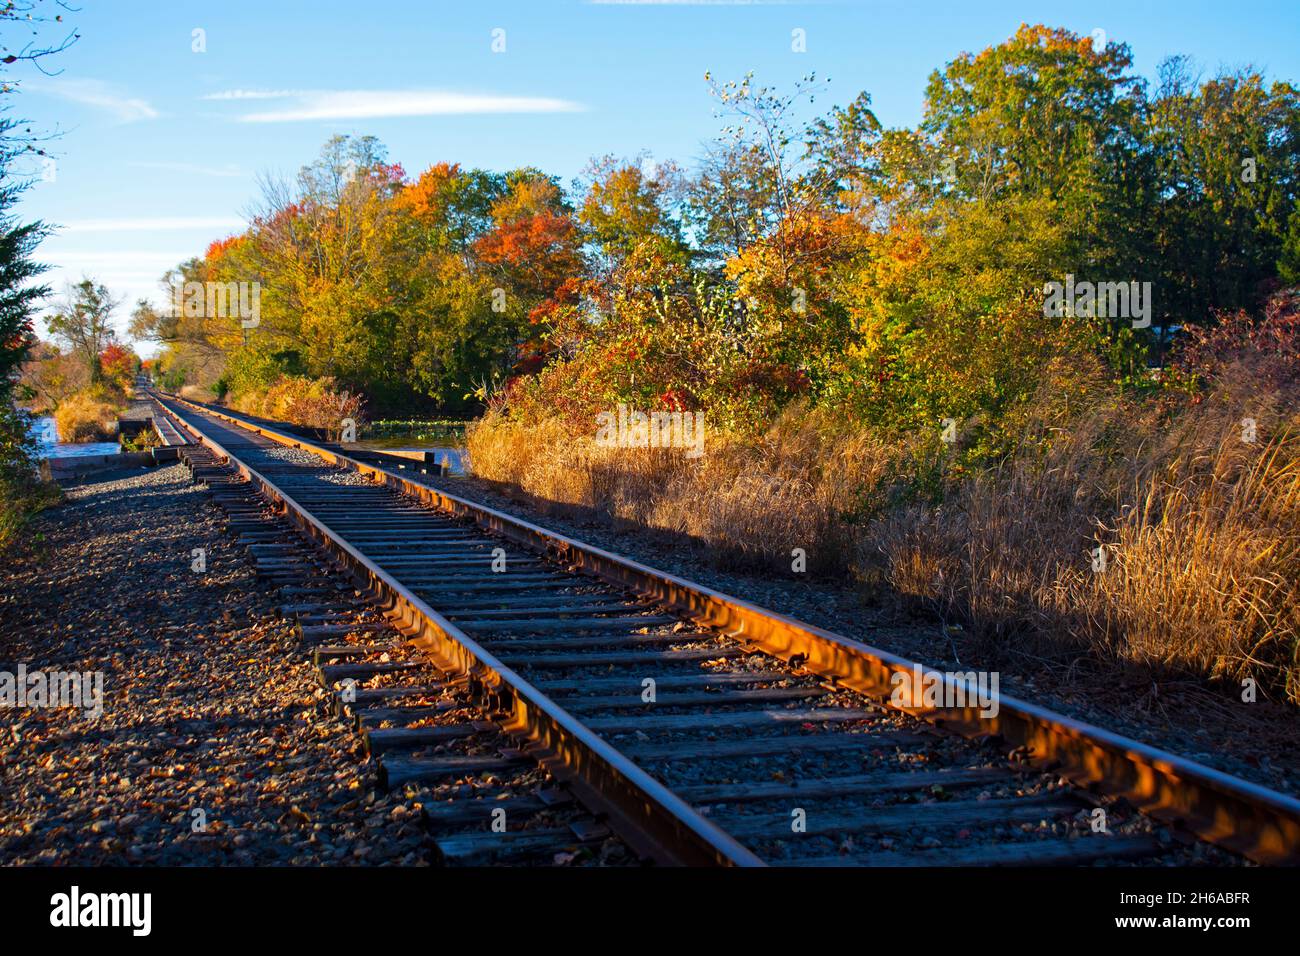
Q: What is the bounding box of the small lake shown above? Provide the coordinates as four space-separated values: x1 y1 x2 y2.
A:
353 439 466 475
30 416 120 460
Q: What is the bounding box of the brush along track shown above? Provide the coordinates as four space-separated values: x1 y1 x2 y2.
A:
154 392 1300 866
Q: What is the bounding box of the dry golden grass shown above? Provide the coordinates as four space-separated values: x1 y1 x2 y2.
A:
469 370 1300 704
877 400 1299 696
879 371 1300 704
467 404 896 574
1081 400 1299 696
52 390 119 443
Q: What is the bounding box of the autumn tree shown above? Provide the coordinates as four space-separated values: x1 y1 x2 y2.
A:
389 161 519 404
688 73 870 407
222 136 408 401
475 169 582 307
468 169 584 382
580 155 689 275
46 279 118 384
395 161 502 259
98 342 136 391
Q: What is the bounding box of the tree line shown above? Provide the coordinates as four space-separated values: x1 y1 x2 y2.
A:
131 26 1299 437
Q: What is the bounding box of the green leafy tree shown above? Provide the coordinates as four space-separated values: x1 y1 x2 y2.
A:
46 279 119 384
1142 59 1300 327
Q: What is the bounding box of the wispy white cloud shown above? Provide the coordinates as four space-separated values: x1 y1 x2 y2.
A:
60 217 246 233
26 78 159 122
128 161 246 178
588 0 803 4
209 89 585 123
201 88 307 101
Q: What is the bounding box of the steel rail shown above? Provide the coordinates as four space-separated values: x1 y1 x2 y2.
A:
151 391 762 867
156 392 1300 865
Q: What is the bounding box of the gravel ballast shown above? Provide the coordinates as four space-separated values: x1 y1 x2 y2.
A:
0 464 430 865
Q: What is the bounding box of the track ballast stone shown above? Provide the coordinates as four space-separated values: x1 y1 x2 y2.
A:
0 464 432 865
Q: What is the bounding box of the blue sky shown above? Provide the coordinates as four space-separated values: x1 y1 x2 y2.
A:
8 0 1300 349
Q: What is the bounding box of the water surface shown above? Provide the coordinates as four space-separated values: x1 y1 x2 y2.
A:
353 439 465 475
31 416 120 459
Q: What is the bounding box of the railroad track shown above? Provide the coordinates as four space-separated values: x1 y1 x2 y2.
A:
148 390 1300 867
